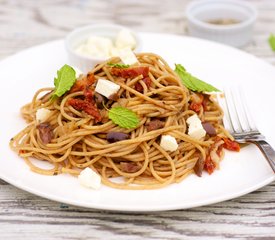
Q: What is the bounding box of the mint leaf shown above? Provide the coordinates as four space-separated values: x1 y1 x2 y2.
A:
108 63 130 68
52 64 76 98
108 106 139 129
269 34 275 51
175 64 220 92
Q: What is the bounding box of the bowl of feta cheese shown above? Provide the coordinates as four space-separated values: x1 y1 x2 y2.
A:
65 23 142 73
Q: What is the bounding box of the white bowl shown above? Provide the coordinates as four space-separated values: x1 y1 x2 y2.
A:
65 24 142 73
186 0 257 47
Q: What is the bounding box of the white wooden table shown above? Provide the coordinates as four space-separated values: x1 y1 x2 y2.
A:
0 0 274 239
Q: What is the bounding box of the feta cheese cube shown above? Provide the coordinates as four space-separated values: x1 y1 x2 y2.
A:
186 114 206 140
115 29 137 50
110 46 120 57
160 135 178 152
75 36 113 58
95 79 120 99
72 66 83 79
186 114 201 125
36 108 51 123
78 167 101 190
118 47 138 65
188 126 206 140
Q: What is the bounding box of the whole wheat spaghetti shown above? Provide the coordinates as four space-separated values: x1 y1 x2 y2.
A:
10 53 240 189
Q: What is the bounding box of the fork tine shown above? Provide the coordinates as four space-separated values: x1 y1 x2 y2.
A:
223 88 242 133
217 92 234 133
237 88 258 132
230 87 251 132
220 88 275 173
221 87 259 134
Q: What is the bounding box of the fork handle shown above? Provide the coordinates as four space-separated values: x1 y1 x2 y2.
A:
249 140 275 173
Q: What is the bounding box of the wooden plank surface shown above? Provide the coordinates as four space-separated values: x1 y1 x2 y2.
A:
0 0 274 239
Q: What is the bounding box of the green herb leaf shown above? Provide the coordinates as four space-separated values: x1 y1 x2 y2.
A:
52 64 76 98
269 34 275 51
175 64 220 92
108 63 130 68
108 106 139 129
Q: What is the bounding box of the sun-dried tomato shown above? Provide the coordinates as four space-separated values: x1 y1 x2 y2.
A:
111 66 149 78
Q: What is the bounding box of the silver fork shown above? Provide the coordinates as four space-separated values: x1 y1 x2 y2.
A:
218 87 275 173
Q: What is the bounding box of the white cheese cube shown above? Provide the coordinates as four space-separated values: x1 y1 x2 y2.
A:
78 167 101 190
36 108 51 123
75 36 113 58
186 114 201 125
72 66 83 78
75 44 101 58
110 46 120 57
186 114 206 140
95 79 120 99
115 29 137 50
160 135 178 152
118 47 138 65
188 126 206 140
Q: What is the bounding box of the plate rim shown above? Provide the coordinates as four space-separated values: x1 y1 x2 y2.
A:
0 170 273 212
0 33 274 211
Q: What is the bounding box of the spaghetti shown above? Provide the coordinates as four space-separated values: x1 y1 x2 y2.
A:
10 53 240 190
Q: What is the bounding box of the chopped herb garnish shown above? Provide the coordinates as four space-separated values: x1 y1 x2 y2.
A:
175 64 220 92
269 34 275 51
52 64 76 99
108 106 139 129
108 63 130 68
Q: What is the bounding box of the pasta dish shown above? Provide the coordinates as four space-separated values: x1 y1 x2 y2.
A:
10 53 240 190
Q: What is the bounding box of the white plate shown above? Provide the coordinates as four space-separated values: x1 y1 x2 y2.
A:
0 33 274 212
